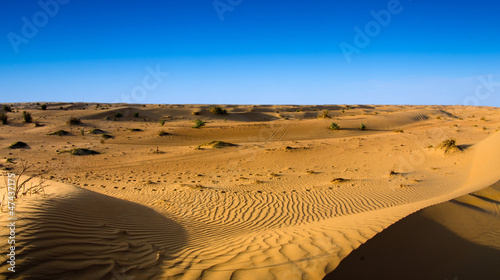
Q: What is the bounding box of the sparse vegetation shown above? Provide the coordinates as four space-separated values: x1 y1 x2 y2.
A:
41 104 47 110
317 110 331 119
329 122 340 130
0 113 7 125
481 117 486 121
192 111 200 115
193 119 206 128
359 123 366 130
89 129 106 134
8 141 29 149
209 106 227 115
437 139 462 154
47 130 70 136
198 140 236 149
59 148 100 156
67 117 82 125
160 120 165 126
22 111 32 123
1 160 48 200
114 112 123 118
393 129 404 133
331 178 350 183
133 112 139 118
3 105 12 112
158 130 169 136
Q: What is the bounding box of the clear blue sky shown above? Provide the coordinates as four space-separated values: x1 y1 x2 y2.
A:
1 0 499 106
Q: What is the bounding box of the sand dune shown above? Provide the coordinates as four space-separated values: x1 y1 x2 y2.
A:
1 104 499 279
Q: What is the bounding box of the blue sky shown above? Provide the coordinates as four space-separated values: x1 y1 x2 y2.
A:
1 0 499 106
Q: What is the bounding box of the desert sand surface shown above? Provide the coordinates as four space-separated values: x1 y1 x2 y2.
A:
0 103 499 279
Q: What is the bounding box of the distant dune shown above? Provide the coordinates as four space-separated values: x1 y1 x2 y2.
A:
0 103 499 279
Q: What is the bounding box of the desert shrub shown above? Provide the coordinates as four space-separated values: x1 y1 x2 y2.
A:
192 111 200 115
393 129 404 133
198 140 236 149
1 160 48 199
209 106 227 115
160 120 165 126
59 148 100 156
133 112 139 118
360 123 366 130
158 130 169 136
9 141 29 149
101 134 113 139
89 129 106 134
193 119 205 128
481 117 486 121
329 122 340 130
129 128 142 132
41 104 47 110
67 117 81 125
317 110 331 119
3 105 12 112
22 111 32 123
114 112 123 118
0 113 7 124
437 139 463 154
47 130 69 136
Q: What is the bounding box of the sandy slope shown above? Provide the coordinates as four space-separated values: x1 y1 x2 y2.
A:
0 104 499 279
325 181 500 280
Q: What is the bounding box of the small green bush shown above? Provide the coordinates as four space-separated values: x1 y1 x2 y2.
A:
41 104 47 110
22 111 32 123
114 112 123 118
193 119 206 128
133 112 139 118
160 120 165 126
209 106 227 115
3 105 12 112
360 123 366 130
329 122 340 130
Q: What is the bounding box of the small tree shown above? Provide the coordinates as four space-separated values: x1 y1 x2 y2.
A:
3 105 12 112
41 104 47 110
22 111 32 123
